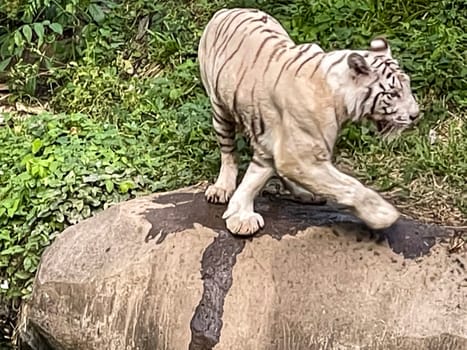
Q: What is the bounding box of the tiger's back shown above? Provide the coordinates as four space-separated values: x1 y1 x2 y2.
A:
199 8 290 105
198 8 325 153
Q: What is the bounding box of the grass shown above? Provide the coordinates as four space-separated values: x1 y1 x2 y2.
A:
0 0 466 344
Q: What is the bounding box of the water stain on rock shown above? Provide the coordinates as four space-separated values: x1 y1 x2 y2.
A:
145 191 445 258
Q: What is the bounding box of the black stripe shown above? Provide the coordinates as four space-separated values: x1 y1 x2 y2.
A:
220 145 235 153
273 58 291 90
323 137 332 154
382 64 389 75
309 55 324 80
251 157 265 168
359 87 373 116
214 25 264 92
216 16 257 58
315 125 332 154
258 112 265 136
369 76 380 85
213 112 234 127
219 139 234 146
300 44 312 52
209 12 244 79
215 127 234 139
254 101 266 140
295 51 322 76
211 99 229 115
373 60 385 69
249 83 258 142
325 53 347 75
284 49 306 70
248 116 256 141
272 39 289 51
371 91 385 114
361 87 373 105
211 10 243 62
275 47 288 61
214 38 248 92
260 28 285 36
214 9 245 44
252 35 279 65
212 9 227 20
262 45 282 78
232 63 248 115
247 23 264 35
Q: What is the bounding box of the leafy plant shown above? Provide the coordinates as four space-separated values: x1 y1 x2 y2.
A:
0 0 118 97
0 101 218 298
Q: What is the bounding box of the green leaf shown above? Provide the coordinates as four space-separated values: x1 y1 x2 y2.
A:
1 245 25 255
0 57 12 72
88 4 105 22
5 198 20 217
65 3 75 13
105 180 114 193
14 31 23 47
32 138 43 154
33 23 44 39
22 25 32 43
0 230 10 241
23 256 33 271
14 271 31 280
118 181 135 193
49 23 63 35
33 22 44 46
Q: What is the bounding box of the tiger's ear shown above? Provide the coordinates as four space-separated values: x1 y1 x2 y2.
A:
347 53 370 75
370 37 392 57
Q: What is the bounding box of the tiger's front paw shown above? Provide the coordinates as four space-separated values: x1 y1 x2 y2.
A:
222 210 264 236
205 185 234 204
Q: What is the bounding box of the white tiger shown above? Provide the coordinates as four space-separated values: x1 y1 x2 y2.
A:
198 8 420 235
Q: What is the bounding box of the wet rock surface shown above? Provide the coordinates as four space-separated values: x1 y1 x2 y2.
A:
18 185 466 350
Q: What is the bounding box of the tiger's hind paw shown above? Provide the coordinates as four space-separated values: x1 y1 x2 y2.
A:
223 210 264 236
205 185 234 204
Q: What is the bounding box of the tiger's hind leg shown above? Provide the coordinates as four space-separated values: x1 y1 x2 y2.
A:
262 176 327 205
205 106 238 204
222 155 275 235
280 177 327 205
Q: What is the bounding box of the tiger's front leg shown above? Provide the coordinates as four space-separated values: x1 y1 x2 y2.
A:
222 155 275 235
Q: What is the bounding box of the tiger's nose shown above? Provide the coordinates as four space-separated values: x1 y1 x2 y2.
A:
409 114 418 121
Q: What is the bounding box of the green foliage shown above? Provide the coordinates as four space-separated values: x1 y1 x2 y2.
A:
0 0 465 307
0 0 121 97
0 96 218 298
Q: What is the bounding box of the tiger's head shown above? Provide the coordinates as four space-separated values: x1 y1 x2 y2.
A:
347 38 420 136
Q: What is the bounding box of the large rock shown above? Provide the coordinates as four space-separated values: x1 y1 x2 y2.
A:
18 184 466 350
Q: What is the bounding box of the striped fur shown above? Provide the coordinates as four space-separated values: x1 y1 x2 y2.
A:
199 8 420 235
